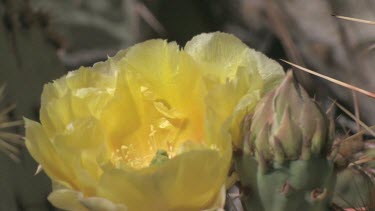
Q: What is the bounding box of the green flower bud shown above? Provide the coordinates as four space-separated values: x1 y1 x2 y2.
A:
236 71 336 211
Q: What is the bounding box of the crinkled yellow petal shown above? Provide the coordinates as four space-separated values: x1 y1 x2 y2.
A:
203 68 262 148
185 32 284 147
34 59 123 195
185 32 251 83
40 67 117 137
122 39 206 111
185 32 284 90
64 67 117 91
99 70 141 149
53 118 105 150
101 40 208 164
25 119 76 189
53 117 108 186
246 47 285 93
26 118 104 195
97 147 230 211
121 40 179 91
41 65 116 106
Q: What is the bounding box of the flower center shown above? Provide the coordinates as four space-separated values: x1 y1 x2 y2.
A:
108 85 205 169
110 116 189 169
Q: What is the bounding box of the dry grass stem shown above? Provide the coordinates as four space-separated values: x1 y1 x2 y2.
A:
333 15 375 25
334 101 375 137
280 59 375 99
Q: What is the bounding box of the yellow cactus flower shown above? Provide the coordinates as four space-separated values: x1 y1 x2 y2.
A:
25 32 284 211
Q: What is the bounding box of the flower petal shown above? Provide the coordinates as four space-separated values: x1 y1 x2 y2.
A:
48 188 127 211
80 197 127 211
40 67 117 137
50 117 114 195
24 119 76 189
201 185 226 211
99 70 141 149
185 32 284 90
122 39 207 111
205 67 262 147
186 32 285 147
185 32 251 83
48 189 88 211
98 149 230 211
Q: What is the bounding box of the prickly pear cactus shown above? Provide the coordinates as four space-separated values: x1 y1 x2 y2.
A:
235 72 337 211
0 0 65 210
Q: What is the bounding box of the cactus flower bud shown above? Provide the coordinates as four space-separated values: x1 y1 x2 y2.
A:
236 71 336 211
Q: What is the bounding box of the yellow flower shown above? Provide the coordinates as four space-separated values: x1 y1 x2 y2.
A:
25 32 284 211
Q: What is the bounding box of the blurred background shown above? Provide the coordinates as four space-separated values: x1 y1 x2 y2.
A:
0 0 374 210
